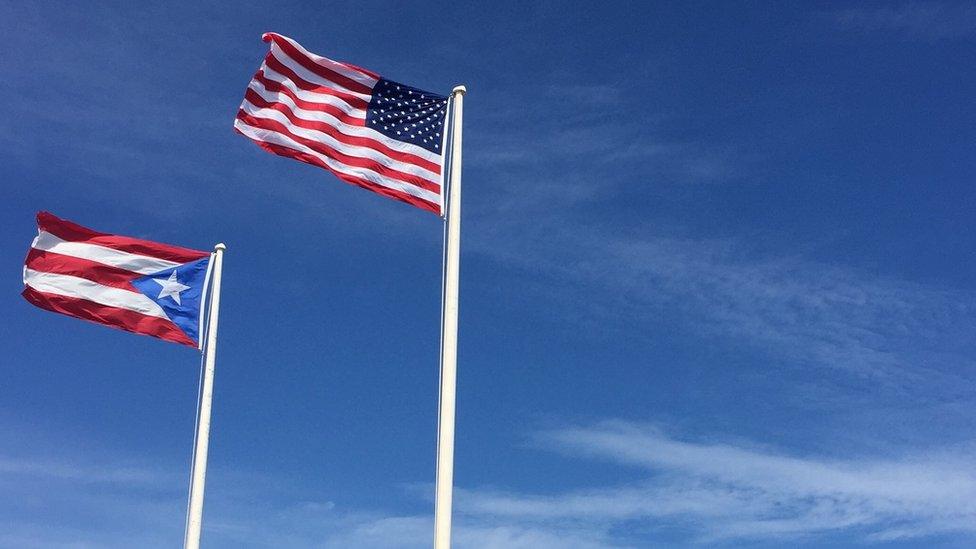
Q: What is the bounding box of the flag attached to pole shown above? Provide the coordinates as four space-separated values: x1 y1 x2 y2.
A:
234 32 449 214
22 212 212 348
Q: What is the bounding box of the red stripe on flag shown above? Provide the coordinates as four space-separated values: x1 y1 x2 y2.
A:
263 33 375 96
247 78 441 174
37 212 209 264
244 88 441 175
236 111 441 193
253 72 366 127
25 249 142 291
338 60 379 81
264 55 369 111
22 286 196 347
233 125 440 214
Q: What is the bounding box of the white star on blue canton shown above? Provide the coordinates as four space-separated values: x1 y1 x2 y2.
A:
153 271 191 306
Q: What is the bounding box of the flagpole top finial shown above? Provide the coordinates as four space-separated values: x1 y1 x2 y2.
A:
452 85 466 95
214 243 226 252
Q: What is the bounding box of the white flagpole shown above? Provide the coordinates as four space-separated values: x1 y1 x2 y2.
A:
434 85 465 549
184 243 226 549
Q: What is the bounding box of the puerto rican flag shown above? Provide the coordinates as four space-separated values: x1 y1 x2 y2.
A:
22 212 212 348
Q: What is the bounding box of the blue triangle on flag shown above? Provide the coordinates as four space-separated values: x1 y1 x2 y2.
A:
130 257 211 346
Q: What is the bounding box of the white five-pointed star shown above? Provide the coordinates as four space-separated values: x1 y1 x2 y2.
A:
152 271 190 306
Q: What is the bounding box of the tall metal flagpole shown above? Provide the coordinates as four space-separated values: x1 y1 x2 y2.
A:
184 243 226 549
434 85 465 549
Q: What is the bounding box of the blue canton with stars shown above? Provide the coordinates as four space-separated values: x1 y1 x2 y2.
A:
365 78 448 155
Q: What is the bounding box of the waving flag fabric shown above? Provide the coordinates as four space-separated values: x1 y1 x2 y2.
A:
22 212 211 348
234 32 449 214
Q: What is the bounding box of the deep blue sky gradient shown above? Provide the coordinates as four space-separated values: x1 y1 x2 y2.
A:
2 1 976 547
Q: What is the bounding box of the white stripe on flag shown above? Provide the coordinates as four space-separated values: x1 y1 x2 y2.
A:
24 269 169 319
269 42 372 100
32 232 180 275
240 99 441 184
269 33 379 88
234 119 442 204
247 78 443 166
260 63 369 118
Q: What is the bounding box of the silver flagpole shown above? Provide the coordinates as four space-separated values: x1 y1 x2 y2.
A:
434 85 465 549
184 243 226 549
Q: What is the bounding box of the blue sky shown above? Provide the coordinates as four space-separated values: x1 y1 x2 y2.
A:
3 1 976 547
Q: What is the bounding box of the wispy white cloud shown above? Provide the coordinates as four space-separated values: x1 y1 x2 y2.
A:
468 86 743 191
830 2 976 40
466 209 976 390
0 457 170 486
462 78 973 387
0 457 183 549
0 440 622 548
460 421 976 543
5 420 975 547
318 515 619 549
453 61 976 391
459 82 976 386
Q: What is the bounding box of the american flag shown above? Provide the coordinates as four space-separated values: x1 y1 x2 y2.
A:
22 212 212 348
234 33 449 214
